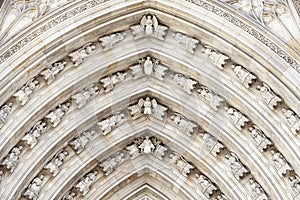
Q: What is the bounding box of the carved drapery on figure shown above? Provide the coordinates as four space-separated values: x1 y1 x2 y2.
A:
270 149 293 177
45 102 70 127
225 152 249 180
131 14 168 40
256 83 281 109
99 151 125 176
23 174 44 200
40 61 66 85
21 120 47 148
171 73 197 94
249 178 269 200
72 84 99 108
13 78 39 106
99 32 126 51
1 146 23 173
75 171 98 196
69 131 95 154
202 45 229 70
200 133 225 156
130 56 168 80
128 97 168 120
68 43 96 67
282 108 300 134
97 113 125 135
169 152 194 177
172 32 199 53
170 113 197 136
44 150 69 177
225 106 250 130
0 102 13 128
197 86 225 111
231 64 257 88
248 125 273 152
100 71 127 92
195 173 218 197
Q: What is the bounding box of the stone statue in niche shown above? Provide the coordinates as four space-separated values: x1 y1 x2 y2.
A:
100 71 127 92
125 143 140 159
225 106 250 130
99 151 125 176
45 102 70 127
128 97 168 120
200 132 225 156
169 152 194 177
289 175 300 195
172 32 199 53
75 171 98 196
248 125 273 152
215 194 228 200
130 56 168 80
249 178 269 200
151 137 168 160
69 43 96 67
270 149 292 177
131 14 168 40
40 60 66 84
0 102 12 127
44 150 69 177
69 131 95 154
256 83 281 109
195 173 218 197
23 174 44 200
170 113 197 136
97 113 125 135
225 152 249 180
282 108 300 134
231 64 257 88
197 86 225 111
99 32 126 51
202 45 229 70
139 136 155 154
2 145 23 172
170 73 197 95
13 78 39 106
62 192 77 200
21 120 47 148
72 84 99 108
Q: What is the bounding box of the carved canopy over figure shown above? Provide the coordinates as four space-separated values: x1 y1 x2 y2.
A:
40 60 66 85
69 131 95 154
225 152 249 180
195 173 218 197
75 171 98 196
202 45 230 69
13 78 39 106
225 106 250 130
131 14 168 40
99 32 126 51
172 32 199 53
2 145 23 172
23 174 44 200
270 149 293 176
97 113 125 135
248 125 273 152
100 71 127 92
249 178 269 200
44 150 69 177
201 133 225 156
69 43 96 67
231 64 257 88
45 102 70 127
72 84 99 108
197 86 225 110
169 152 194 177
99 151 125 176
256 83 282 109
171 73 197 94
170 113 197 136
128 97 168 120
130 56 168 80
282 108 300 134
21 120 47 148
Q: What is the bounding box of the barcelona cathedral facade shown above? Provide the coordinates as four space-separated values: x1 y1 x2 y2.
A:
0 0 300 199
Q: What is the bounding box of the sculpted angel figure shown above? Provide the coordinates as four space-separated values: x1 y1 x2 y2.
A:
14 78 39 106
139 136 155 154
23 174 44 200
2 146 23 172
69 43 96 67
100 72 127 92
40 61 66 84
75 171 98 196
45 102 70 127
22 120 47 148
69 131 95 154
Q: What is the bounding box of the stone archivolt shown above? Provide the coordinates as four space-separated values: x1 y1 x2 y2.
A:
0 2 299 200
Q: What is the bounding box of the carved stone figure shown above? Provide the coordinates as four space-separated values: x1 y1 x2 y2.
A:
69 131 95 154
72 84 99 108
195 173 218 197
248 125 273 152
225 107 250 130
99 32 126 51
23 174 44 200
98 113 125 135
21 120 47 148
13 78 39 106
45 102 70 127
202 45 229 69
131 14 168 40
99 151 125 176
201 133 225 156
170 73 197 94
40 61 66 84
225 152 249 180
125 143 140 159
171 113 197 136
289 175 300 195
282 108 300 134
0 102 12 127
231 64 256 88
69 43 96 67
270 149 292 176
197 86 225 110
2 146 23 172
139 136 155 154
44 150 69 177
169 152 194 177
100 71 127 92
75 171 97 196
62 192 77 200
249 178 269 200
172 32 199 53
128 97 168 120
151 137 168 160
129 57 168 80
256 83 281 109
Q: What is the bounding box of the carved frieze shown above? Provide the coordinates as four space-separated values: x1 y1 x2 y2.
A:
172 32 199 53
131 14 168 40
231 64 257 88
99 151 125 176
256 83 281 109
97 113 126 135
170 73 197 94
170 113 197 136
68 43 96 67
72 84 99 108
45 102 70 127
13 78 39 106
197 86 225 110
100 71 127 92
225 152 249 180
40 61 66 85
21 120 47 148
99 32 126 51
128 97 168 120
202 45 229 70
130 57 168 80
